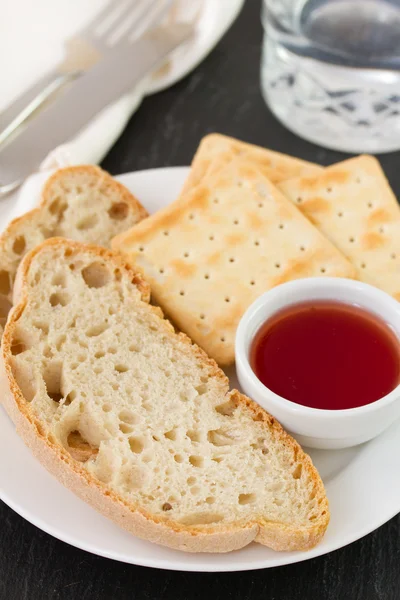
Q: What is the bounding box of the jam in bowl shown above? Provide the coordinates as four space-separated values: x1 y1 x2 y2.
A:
236 278 400 449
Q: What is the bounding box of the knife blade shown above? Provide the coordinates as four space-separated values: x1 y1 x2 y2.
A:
0 24 192 193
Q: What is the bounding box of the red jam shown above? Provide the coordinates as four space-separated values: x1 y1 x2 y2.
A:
250 301 400 410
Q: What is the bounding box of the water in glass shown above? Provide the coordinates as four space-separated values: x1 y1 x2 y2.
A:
261 0 400 153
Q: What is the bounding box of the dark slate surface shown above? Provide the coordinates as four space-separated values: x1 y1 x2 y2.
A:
1 1 400 598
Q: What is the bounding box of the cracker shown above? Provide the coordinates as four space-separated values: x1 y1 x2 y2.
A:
183 134 323 192
279 155 400 300
113 158 355 365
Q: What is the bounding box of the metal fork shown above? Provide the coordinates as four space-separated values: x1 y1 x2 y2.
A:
0 0 174 146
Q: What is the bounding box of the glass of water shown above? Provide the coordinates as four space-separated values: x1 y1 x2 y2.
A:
260 0 400 154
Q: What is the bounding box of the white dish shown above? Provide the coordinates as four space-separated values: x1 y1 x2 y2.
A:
0 166 400 572
236 277 400 449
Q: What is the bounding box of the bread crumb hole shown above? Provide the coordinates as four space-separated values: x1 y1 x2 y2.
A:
189 456 204 468
0 271 10 295
81 262 111 288
275 263 281 269
250 280 255 286
102 404 112 413
320 267 326 273
215 400 236 417
55 335 66 351
229 257 235 263
164 429 178 441
220 336 225 342
179 290 185 296
86 323 108 337
206 496 215 505
195 383 208 395
129 436 144 453
212 456 223 463
187 430 201 442
187 476 196 485
33 321 49 335
119 423 134 434
163 230 169 236
115 364 129 373
174 454 184 463
108 347 117 354
208 429 236 446
64 391 76 406
349 237 355 243
77 214 98 230
67 430 97 462
49 198 67 218
162 502 172 511
108 202 129 220
119 410 137 425
238 493 256 505
293 464 302 479
48 392 63 403
254 240 260 246
11 340 26 355
233 219 239 225
180 512 224 526
12 236 26 255
204 274 210 280
95 351 105 359
52 272 66 287
50 292 70 307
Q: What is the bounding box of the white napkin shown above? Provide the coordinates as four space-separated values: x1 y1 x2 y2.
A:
1 0 244 228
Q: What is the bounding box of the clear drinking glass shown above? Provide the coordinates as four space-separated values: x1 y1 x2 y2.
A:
260 0 400 154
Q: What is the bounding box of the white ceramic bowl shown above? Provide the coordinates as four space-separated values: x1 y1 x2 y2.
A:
236 278 400 449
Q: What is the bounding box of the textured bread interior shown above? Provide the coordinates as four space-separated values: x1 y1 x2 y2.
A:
280 155 400 300
0 165 147 333
113 157 355 365
183 133 323 192
5 240 328 544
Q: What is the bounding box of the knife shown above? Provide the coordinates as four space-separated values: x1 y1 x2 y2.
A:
0 24 192 195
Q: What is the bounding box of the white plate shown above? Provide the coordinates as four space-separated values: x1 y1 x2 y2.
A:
1 167 400 572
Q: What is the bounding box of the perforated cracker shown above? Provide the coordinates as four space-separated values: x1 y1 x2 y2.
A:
279 155 400 300
183 134 323 193
113 158 355 365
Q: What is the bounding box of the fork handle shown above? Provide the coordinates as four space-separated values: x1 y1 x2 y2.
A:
0 69 79 147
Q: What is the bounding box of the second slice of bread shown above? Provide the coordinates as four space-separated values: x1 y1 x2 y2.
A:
0 165 147 333
1 238 329 553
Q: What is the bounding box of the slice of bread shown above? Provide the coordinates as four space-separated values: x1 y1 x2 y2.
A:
0 165 147 333
1 238 329 553
113 157 355 365
183 133 323 192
